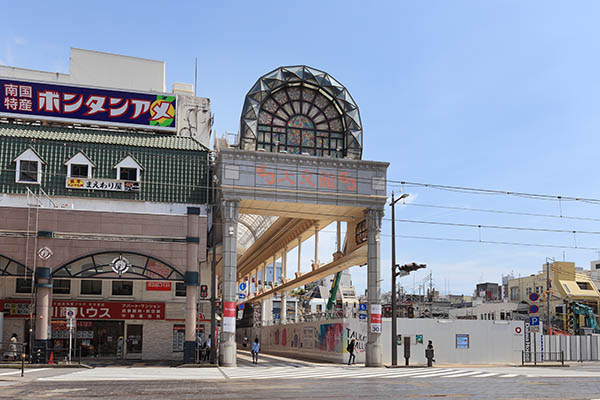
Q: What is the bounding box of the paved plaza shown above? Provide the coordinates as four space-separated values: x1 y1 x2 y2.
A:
1 353 600 399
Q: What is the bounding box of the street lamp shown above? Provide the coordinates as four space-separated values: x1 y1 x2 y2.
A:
390 191 426 366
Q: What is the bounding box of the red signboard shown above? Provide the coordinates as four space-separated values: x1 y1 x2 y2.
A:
370 313 382 324
223 301 236 318
0 299 165 320
146 281 172 291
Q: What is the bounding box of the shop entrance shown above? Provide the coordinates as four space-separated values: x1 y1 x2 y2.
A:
52 320 124 358
125 324 143 359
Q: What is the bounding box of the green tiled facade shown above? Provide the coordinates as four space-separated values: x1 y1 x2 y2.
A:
0 123 210 204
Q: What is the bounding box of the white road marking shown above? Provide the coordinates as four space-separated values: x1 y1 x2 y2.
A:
0 368 48 376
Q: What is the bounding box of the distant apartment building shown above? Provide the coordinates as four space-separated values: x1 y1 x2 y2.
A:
448 301 520 321
474 282 501 301
507 262 600 332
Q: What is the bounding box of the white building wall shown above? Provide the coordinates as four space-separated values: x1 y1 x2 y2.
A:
69 48 165 92
382 318 525 365
0 48 164 92
239 317 525 365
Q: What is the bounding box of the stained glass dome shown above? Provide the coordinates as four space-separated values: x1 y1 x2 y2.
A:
239 66 363 159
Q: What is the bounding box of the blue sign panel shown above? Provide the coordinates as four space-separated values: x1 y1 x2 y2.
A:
238 293 246 299
529 316 540 326
358 314 367 320
239 282 247 291
238 303 245 310
359 303 367 311
0 79 176 131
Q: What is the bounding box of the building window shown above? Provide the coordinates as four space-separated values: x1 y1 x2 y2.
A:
112 280 133 296
16 278 32 294
14 148 44 184
526 287 532 295
500 312 505 320
577 282 590 290
19 161 39 182
115 155 143 182
510 287 519 300
81 280 102 295
65 151 94 179
316 304 323 312
53 279 71 295
119 167 138 181
70 164 89 178
175 282 186 297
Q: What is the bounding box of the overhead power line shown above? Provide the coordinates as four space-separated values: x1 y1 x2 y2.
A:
395 180 600 205
394 218 600 236
394 234 600 251
403 203 600 223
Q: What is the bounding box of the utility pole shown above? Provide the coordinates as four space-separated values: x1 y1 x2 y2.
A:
389 192 426 366
390 192 405 366
546 260 551 335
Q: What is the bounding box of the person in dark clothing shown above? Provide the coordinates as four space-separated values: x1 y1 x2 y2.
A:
347 339 356 365
426 340 435 366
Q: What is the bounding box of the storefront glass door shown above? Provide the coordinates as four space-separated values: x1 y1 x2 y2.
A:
126 324 143 357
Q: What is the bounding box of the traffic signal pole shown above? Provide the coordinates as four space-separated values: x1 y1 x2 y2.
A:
390 192 425 366
391 193 398 366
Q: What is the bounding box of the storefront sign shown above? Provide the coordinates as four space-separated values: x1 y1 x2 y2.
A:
222 301 236 333
0 299 165 320
1 78 176 131
370 304 382 333
146 281 172 291
66 178 140 192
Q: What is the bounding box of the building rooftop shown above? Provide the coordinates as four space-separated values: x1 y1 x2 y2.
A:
0 122 208 151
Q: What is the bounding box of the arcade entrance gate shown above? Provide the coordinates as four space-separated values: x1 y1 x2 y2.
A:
214 65 388 367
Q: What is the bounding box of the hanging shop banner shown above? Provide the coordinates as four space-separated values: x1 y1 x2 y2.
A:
0 299 165 320
0 78 176 132
66 177 140 192
222 301 236 333
370 304 382 333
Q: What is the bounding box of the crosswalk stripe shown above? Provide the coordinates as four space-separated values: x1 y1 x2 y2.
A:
441 371 485 378
475 373 500 378
220 365 524 380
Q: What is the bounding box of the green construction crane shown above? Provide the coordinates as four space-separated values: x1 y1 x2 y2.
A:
326 272 342 311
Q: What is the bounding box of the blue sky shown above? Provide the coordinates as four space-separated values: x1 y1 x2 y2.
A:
3 1 600 296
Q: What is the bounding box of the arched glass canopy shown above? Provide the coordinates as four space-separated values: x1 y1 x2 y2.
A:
53 251 184 280
240 66 363 159
0 255 32 276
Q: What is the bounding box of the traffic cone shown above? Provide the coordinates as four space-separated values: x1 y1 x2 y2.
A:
48 351 54 365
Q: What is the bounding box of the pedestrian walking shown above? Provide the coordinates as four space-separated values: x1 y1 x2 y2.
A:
347 339 356 365
8 333 18 361
251 337 260 364
425 340 435 367
204 335 212 361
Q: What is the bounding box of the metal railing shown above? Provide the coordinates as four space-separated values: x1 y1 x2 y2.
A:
522 351 564 366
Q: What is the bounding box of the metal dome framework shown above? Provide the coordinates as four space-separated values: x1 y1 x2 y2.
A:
240 66 363 159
